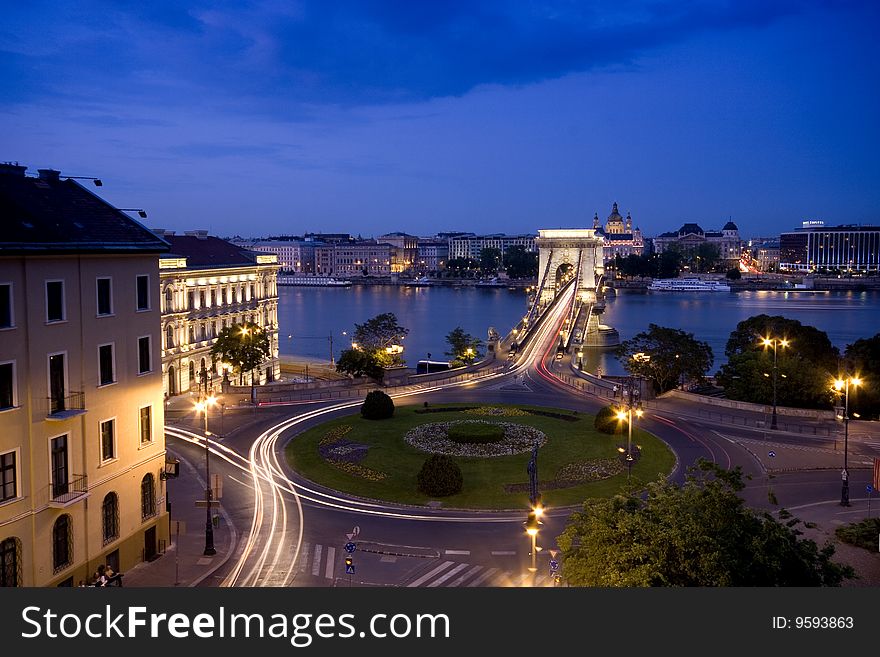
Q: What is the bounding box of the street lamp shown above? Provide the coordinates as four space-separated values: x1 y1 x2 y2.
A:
833 376 862 507
525 510 541 576
761 336 790 430
194 395 218 555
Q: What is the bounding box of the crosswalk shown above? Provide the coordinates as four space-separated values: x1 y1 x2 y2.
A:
295 542 557 587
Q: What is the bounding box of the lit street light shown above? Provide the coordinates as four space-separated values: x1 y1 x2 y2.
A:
833 376 862 507
525 510 541 576
195 395 218 555
761 336 790 430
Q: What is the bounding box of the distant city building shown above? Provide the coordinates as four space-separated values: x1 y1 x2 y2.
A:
304 233 353 244
153 230 280 397
378 232 419 274
652 220 742 266
448 234 537 262
0 164 169 586
779 221 880 272
592 202 644 262
331 241 392 277
416 239 449 273
244 239 316 274
747 238 780 272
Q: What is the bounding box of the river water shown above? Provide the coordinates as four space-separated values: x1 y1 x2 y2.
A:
277 285 880 375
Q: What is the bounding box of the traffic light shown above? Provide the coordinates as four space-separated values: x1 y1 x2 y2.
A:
345 556 353 568
525 511 540 536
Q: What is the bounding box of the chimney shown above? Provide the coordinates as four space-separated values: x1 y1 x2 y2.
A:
0 162 27 177
185 230 210 240
151 228 175 237
38 168 61 181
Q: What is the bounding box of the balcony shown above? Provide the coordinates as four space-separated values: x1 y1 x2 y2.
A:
46 392 87 420
48 474 89 508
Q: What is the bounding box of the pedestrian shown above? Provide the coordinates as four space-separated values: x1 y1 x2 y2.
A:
94 564 108 587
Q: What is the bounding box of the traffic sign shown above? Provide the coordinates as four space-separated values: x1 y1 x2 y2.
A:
867 484 874 494
768 451 776 458
346 525 361 541
549 559 559 572
345 564 355 575
344 542 356 554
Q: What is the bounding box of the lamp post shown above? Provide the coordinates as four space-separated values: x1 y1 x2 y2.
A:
525 510 541 576
833 376 861 507
195 396 218 555
761 337 790 430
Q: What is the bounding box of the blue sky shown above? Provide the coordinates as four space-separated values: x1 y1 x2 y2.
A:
2 1 878 239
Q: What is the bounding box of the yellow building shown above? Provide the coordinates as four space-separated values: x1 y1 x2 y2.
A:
0 164 170 586
154 230 280 397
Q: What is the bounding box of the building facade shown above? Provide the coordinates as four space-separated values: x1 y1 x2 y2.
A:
331 241 392 277
652 221 742 266
592 202 645 262
779 221 880 272
155 231 280 397
245 240 315 274
378 233 418 274
447 234 537 262
0 164 170 586
416 239 449 273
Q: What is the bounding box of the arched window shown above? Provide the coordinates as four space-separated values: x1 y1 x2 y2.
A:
102 493 119 545
189 361 196 389
164 287 173 312
0 537 21 587
141 474 156 521
165 325 174 349
52 515 72 573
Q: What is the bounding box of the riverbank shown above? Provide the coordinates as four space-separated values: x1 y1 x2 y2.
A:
611 275 880 291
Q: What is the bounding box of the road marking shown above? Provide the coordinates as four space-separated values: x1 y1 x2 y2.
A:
490 550 516 556
444 549 470 556
325 546 336 580
299 543 310 572
312 544 323 577
511 573 530 587
448 564 483 587
227 475 254 490
407 561 454 587
467 567 500 587
427 563 470 587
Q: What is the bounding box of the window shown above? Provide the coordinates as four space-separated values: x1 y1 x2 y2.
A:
139 406 152 444
0 362 15 410
141 474 156 520
200 323 207 340
46 280 64 322
52 515 72 572
165 325 174 349
96 277 112 316
1 451 16 502
100 419 115 462
51 435 68 499
232 287 238 303
136 275 150 311
210 289 216 307
138 336 151 374
102 493 119 545
98 344 115 386
0 283 12 328
0 537 21 587
199 290 206 308
249 283 255 300
164 287 173 312
187 290 194 310
188 326 195 344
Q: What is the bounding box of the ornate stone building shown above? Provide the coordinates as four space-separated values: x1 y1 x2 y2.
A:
592 202 644 262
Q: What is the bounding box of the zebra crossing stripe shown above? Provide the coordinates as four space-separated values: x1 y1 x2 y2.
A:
407 561 454 587
299 543 310 572
511 573 530 587
466 567 500 587
325 546 336 580
427 563 470 587
312 544 323 577
448 564 483 587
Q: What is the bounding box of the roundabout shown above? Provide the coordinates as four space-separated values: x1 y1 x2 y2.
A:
284 403 676 509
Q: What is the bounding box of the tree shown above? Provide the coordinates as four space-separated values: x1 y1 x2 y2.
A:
616 324 713 394
446 257 479 274
843 333 880 419
716 315 840 408
504 245 538 279
725 268 742 280
335 348 384 381
445 326 483 364
361 390 394 419
210 321 271 398
693 242 721 273
656 249 682 279
478 247 503 274
352 312 409 367
557 461 853 586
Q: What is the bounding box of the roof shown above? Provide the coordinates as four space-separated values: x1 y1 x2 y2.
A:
678 223 704 236
722 221 738 231
162 234 268 268
0 166 169 255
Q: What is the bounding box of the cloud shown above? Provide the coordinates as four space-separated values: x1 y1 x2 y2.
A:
0 0 840 116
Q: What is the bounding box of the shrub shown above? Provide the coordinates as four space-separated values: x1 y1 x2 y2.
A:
361 390 395 420
447 422 505 444
594 405 624 435
417 454 463 497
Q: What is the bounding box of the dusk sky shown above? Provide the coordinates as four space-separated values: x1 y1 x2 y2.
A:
3 1 878 239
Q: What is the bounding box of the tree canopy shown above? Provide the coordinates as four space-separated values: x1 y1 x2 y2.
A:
478 247 502 273
445 326 483 364
844 333 880 419
557 461 853 586
716 315 840 408
615 324 713 394
503 245 539 279
210 321 271 387
335 348 384 381
352 312 409 367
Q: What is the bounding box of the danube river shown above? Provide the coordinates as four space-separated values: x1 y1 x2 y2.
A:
277 285 880 376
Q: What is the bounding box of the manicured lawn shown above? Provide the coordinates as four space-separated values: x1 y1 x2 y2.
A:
284 403 675 509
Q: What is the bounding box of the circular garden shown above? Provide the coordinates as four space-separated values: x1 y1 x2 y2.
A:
284 403 675 509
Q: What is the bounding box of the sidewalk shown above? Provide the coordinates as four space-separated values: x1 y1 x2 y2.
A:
122 450 236 587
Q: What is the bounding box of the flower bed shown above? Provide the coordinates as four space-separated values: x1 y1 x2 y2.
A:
462 406 529 417
404 420 547 457
317 423 386 480
504 458 623 493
